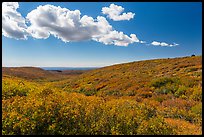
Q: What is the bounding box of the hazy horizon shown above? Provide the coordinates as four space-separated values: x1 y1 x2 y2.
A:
3 54 202 68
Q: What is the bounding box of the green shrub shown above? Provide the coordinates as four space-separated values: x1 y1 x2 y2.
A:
191 103 202 116
155 84 178 95
150 77 180 89
75 88 98 96
190 103 202 125
174 85 187 98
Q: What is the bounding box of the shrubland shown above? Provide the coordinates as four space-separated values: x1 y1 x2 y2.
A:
2 56 202 135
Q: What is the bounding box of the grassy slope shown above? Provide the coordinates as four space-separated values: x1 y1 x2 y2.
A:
2 56 202 135
2 67 88 82
59 56 202 96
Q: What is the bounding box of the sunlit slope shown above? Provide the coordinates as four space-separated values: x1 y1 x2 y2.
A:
61 56 202 96
2 67 56 80
2 75 39 99
2 56 202 135
2 67 87 82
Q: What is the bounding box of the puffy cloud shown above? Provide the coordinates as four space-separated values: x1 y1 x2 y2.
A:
2 2 28 40
151 41 178 47
2 3 139 46
2 3 178 47
102 4 135 21
160 42 169 46
26 5 82 40
151 41 160 46
94 31 139 46
25 4 139 46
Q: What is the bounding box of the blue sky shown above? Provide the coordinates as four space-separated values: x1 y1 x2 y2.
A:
2 2 202 67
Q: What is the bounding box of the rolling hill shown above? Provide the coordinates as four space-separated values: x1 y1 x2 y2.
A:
2 56 202 135
2 67 88 82
57 56 202 97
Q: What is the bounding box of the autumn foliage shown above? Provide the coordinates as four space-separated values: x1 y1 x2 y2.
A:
2 56 202 135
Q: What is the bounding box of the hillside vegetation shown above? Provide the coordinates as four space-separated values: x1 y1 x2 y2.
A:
2 56 202 135
2 67 88 82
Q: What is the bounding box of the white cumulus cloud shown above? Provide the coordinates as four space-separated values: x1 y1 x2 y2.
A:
2 2 178 47
151 41 178 47
102 3 135 21
2 2 28 40
94 31 139 46
25 4 139 46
